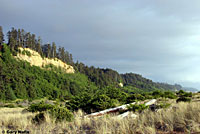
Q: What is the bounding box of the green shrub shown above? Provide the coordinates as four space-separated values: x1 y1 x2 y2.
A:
152 90 163 98
177 90 192 97
157 103 171 109
91 94 115 111
27 102 73 122
27 102 54 112
66 92 93 113
66 93 118 113
21 50 31 56
176 97 191 103
182 92 192 97
126 94 145 103
162 91 177 99
127 103 148 113
177 90 185 95
49 106 73 122
141 93 153 100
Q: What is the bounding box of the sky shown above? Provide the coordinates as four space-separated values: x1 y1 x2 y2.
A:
1 0 200 89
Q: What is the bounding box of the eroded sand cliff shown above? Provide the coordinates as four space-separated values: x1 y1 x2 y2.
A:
15 47 75 73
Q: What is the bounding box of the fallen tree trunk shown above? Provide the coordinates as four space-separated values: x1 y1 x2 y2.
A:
116 99 157 119
145 99 156 106
86 102 136 117
86 99 157 117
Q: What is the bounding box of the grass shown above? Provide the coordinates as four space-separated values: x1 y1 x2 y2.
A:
0 101 200 134
0 108 35 131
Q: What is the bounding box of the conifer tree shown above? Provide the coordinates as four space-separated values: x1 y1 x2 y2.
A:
31 34 36 50
25 32 31 48
0 26 4 45
47 43 51 58
7 28 17 50
21 29 25 47
61 47 65 62
17 29 22 47
51 42 56 58
36 36 43 55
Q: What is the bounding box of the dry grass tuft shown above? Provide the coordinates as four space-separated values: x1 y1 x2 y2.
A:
0 102 200 134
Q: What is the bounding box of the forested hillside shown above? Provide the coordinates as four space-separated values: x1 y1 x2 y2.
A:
121 73 182 92
0 26 183 111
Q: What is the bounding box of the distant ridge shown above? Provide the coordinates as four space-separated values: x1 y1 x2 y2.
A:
182 87 199 93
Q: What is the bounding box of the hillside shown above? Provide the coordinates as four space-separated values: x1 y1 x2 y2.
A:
0 44 93 101
121 73 182 92
0 27 187 113
75 63 182 92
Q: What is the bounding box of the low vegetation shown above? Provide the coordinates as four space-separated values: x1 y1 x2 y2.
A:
127 103 149 113
0 100 199 134
27 102 73 122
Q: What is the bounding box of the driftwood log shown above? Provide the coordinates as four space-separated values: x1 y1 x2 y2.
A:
86 102 136 117
117 99 157 119
86 99 156 118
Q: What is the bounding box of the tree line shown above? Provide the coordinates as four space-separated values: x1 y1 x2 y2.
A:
0 26 73 65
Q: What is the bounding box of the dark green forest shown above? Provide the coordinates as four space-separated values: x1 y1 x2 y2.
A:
0 26 183 113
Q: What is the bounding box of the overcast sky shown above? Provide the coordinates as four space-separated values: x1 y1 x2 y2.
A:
1 0 200 89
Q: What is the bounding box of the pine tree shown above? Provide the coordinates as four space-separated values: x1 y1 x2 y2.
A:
36 36 43 55
17 29 22 47
31 34 36 50
64 50 70 63
0 26 4 45
58 47 65 61
7 28 18 50
51 42 56 58
21 29 25 47
7 31 16 51
25 32 31 48
61 47 65 62
47 43 51 58
69 53 73 64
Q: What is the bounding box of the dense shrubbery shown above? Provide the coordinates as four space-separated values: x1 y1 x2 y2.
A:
28 102 73 122
176 90 192 103
127 103 148 113
49 105 73 122
177 90 192 97
162 91 177 99
27 102 54 112
126 94 145 103
156 103 171 109
66 90 120 113
176 97 191 103
91 94 116 111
